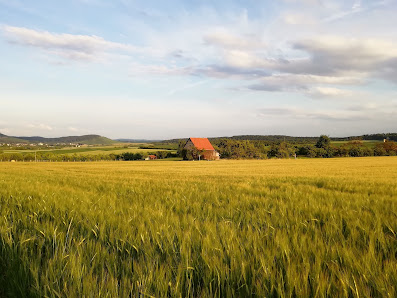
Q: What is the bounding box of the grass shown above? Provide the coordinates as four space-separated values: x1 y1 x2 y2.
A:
0 157 397 296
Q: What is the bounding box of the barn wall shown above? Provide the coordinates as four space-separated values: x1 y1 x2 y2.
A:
203 150 220 160
184 140 195 150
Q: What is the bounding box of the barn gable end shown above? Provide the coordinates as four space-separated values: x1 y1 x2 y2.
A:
184 138 220 160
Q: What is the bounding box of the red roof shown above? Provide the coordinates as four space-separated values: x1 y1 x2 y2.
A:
189 138 215 151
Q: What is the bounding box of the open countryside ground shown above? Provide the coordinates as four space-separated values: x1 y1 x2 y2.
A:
3 145 175 156
1 158 397 296
331 140 383 148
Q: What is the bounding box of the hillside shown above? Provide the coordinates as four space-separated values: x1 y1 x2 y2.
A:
0 133 118 145
0 133 28 144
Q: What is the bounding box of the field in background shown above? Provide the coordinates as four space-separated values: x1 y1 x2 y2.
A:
1 158 397 296
331 140 382 148
3 144 176 156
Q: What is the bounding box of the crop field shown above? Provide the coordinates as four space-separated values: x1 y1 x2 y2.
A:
331 140 382 148
3 145 175 156
1 158 397 297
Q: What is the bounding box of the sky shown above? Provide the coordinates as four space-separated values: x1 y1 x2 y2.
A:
1 0 397 139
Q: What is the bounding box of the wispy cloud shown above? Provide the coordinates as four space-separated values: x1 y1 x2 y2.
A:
2 25 138 62
257 107 371 121
203 31 266 50
304 87 354 98
324 0 390 22
167 80 208 95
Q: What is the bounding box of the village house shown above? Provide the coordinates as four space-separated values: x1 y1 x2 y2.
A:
184 138 220 160
145 155 157 160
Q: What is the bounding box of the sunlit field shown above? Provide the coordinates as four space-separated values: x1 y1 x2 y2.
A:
1 158 397 297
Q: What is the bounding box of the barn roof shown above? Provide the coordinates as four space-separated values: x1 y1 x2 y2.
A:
189 138 215 151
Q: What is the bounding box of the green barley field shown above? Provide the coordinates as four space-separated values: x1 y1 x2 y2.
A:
1 158 397 297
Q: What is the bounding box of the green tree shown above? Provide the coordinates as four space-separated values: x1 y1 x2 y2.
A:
315 135 336 157
156 151 168 159
271 142 296 159
298 145 316 158
316 135 331 149
177 140 187 157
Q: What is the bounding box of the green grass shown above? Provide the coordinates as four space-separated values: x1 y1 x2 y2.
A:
0 158 397 296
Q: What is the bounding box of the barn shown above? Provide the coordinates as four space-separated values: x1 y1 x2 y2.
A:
184 138 220 160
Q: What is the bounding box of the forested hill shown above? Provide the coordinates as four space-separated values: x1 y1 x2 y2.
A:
218 135 320 143
0 133 29 144
215 134 397 142
0 133 117 145
357 133 397 141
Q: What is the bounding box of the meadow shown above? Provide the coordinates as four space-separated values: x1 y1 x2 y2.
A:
1 157 397 297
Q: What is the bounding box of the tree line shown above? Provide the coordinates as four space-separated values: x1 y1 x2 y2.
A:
167 133 397 146
208 136 397 159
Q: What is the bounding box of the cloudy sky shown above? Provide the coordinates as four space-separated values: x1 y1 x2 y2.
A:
1 0 396 139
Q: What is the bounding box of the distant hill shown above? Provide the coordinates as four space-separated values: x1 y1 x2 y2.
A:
0 133 118 145
0 133 29 144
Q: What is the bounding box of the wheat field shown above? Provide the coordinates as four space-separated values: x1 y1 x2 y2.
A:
1 157 397 297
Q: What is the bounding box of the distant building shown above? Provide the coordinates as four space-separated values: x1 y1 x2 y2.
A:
148 155 157 160
184 138 220 160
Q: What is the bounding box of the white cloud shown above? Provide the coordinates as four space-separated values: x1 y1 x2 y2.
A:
246 74 360 98
203 31 266 50
2 25 137 62
213 36 397 89
257 107 372 121
254 74 363 87
323 0 391 22
304 87 353 98
286 36 397 82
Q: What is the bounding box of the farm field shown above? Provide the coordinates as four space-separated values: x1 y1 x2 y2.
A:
1 158 397 296
2 145 175 156
331 140 382 148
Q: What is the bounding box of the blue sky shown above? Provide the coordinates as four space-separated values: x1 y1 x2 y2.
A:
1 0 396 139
